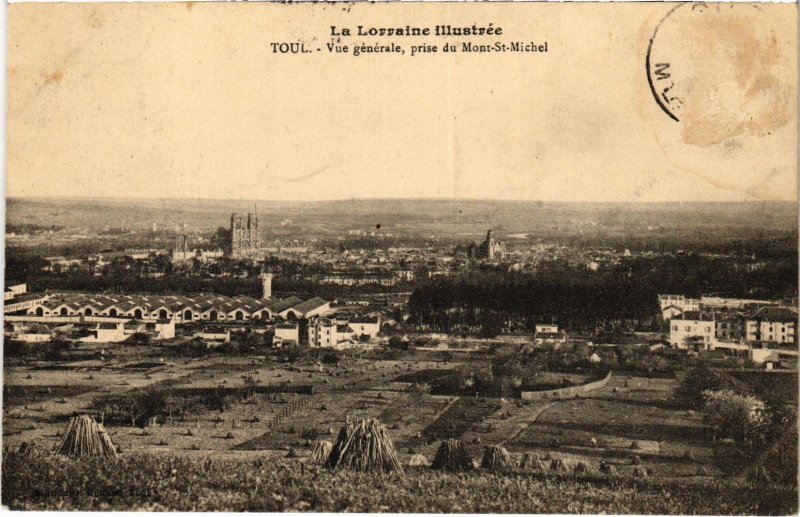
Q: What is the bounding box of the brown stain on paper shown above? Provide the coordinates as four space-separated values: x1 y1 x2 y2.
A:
677 9 792 147
85 10 104 29
44 69 64 85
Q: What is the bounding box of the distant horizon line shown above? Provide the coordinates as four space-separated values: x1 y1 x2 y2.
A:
7 194 798 205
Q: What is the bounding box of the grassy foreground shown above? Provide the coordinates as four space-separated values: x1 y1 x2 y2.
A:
2 451 796 514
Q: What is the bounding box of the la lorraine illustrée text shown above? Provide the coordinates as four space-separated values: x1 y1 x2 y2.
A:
331 24 503 36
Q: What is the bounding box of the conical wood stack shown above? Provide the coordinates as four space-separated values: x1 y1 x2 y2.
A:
519 452 547 470
480 444 514 471
309 440 332 464
747 466 771 484
54 415 118 458
550 458 570 473
325 419 403 473
431 439 474 471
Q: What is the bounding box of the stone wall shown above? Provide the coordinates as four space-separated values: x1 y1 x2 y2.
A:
521 371 612 400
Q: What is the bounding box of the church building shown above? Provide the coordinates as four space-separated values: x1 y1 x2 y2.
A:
467 229 507 260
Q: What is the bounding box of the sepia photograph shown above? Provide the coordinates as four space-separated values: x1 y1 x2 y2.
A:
2 1 798 513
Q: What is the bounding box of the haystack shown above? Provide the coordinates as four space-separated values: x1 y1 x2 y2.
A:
599 461 617 475
480 445 514 471
54 415 118 458
549 458 569 473
407 454 429 467
431 439 474 471
632 466 648 478
518 452 547 470
324 419 403 473
574 461 594 475
309 440 332 464
747 466 771 484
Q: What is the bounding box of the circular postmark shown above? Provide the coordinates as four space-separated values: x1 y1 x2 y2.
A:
645 3 687 122
645 3 794 146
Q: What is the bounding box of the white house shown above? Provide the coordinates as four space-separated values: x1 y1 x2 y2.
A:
13 325 53 343
745 307 798 345
146 319 176 340
195 327 231 344
273 322 299 346
157 319 176 340
308 318 337 348
534 324 566 346
81 322 127 343
348 316 381 339
669 312 715 349
4 283 28 301
658 295 703 322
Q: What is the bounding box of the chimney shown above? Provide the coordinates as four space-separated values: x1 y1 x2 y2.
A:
260 273 273 299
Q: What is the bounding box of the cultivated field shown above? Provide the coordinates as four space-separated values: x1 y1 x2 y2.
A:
2 344 796 513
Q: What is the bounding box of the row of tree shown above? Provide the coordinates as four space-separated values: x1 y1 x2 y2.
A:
408 254 797 334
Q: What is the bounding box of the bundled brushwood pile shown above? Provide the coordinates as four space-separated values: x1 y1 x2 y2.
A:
325 419 403 473
747 466 771 484
599 461 617 475
518 452 547 470
407 454 429 467
480 445 514 472
431 439 474 471
549 458 569 473
309 440 332 464
54 415 118 458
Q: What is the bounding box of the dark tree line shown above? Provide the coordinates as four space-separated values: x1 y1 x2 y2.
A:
408 255 797 334
409 268 660 334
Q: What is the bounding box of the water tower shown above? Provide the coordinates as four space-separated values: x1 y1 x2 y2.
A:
260 272 273 299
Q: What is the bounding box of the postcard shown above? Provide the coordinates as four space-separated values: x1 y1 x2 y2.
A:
3 1 798 514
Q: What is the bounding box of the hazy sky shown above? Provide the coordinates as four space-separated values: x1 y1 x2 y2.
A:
6 3 797 202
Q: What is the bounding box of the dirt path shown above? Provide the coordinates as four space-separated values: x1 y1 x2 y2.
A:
501 401 558 446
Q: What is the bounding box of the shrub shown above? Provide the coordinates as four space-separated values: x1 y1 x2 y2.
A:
702 389 767 444
44 338 72 362
321 350 342 365
387 336 409 350
129 333 150 346
676 364 747 407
